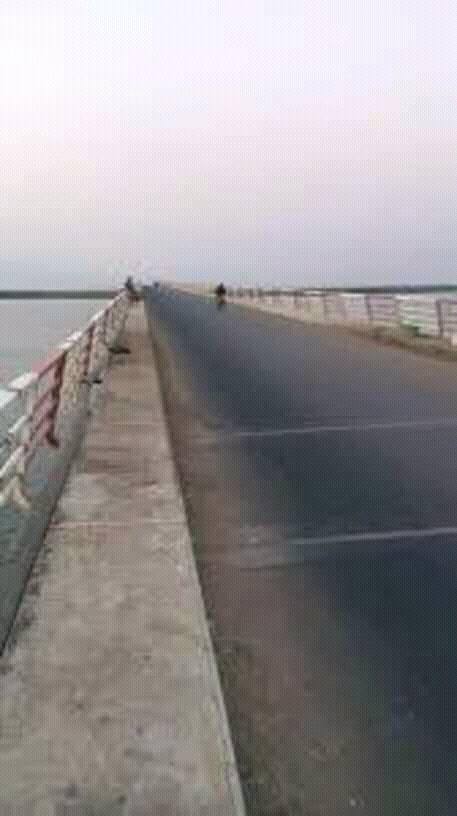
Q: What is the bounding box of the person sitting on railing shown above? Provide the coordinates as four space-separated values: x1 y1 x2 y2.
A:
124 275 141 301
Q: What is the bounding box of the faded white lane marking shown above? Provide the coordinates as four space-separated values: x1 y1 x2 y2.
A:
217 526 457 568
263 525 457 547
222 418 457 439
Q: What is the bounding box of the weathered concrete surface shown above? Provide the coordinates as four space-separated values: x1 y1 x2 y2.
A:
0 305 245 816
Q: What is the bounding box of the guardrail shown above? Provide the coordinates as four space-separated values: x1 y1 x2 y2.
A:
220 288 457 343
0 290 131 511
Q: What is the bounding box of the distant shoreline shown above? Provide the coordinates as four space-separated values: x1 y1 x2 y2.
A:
0 290 117 300
1 285 456 300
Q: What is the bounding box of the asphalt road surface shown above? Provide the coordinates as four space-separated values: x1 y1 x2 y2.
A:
145 288 457 816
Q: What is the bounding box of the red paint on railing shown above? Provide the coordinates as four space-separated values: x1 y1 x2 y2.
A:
28 348 68 452
33 348 66 379
45 352 66 447
82 323 95 381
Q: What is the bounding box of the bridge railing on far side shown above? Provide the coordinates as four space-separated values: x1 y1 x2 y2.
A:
224 287 457 343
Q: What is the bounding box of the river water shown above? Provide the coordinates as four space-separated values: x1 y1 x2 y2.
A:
0 299 107 385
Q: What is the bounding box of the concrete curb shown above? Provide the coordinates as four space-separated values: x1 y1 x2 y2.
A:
145 305 246 816
178 511 247 816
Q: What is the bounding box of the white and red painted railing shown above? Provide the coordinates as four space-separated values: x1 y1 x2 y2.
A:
0 290 132 511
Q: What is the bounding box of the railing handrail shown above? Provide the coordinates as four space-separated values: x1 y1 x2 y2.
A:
219 287 457 339
0 288 132 510
170 283 457 345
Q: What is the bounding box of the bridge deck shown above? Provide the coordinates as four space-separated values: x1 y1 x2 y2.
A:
0 306 244 815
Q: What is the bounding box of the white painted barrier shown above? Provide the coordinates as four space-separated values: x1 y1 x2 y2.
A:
0 290 131 510
396 295 441 337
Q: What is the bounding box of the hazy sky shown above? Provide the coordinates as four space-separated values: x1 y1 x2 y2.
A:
1 0 456 287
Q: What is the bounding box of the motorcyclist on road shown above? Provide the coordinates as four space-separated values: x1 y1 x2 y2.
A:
215 282 227 299
214 282 227 309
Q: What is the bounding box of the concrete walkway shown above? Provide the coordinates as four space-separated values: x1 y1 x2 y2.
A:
0 305 245 816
